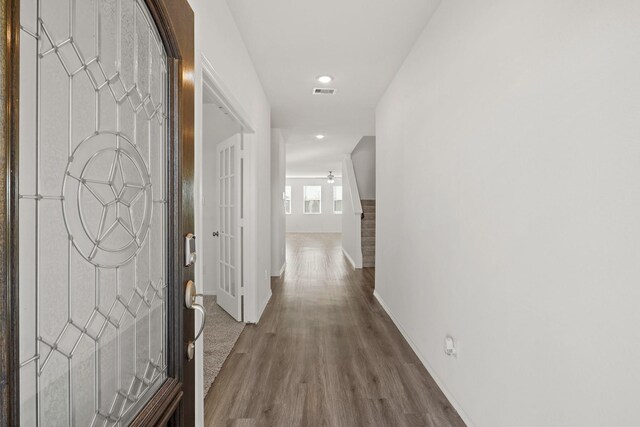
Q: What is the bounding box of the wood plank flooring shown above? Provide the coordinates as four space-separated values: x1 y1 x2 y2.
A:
204 233 466 427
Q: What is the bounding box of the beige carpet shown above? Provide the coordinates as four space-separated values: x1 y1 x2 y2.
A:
203 296 245 397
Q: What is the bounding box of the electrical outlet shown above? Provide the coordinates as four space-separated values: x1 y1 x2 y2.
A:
444 335 457 357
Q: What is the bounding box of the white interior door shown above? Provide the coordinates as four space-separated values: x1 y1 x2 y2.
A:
216 136 242 321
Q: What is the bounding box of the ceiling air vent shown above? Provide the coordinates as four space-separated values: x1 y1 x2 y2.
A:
313 87 337 95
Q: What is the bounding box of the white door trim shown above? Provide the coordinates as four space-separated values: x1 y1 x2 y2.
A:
201 55 255 133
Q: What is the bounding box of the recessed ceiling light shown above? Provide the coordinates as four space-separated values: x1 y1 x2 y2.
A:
315 134 325 140
316 75 333 84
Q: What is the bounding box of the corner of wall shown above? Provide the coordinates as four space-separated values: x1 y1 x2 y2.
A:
255 286 272 323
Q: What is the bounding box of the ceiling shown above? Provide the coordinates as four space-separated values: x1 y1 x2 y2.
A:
226 0 442 175
284 132 362 177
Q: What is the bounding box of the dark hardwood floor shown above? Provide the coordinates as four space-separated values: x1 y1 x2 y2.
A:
204 233 466 427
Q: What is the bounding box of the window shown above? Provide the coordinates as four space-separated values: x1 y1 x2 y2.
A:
284 186 292 214
303 185 322 214
333 186 343 214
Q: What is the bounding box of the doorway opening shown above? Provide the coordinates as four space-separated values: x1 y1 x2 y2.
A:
196 57 256 410
283 174 344 267
201 95 243 317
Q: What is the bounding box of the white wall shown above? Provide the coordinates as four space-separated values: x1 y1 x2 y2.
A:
341 171 357 265
376 1 640 426
271 129 286 275
341 156 362 269
255 123 272 321
187 0 271 424
351 136 376 200
286 178 342 233
201 133 219 296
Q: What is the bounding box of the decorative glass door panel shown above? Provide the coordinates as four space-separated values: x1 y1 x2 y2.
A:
19 0 168 425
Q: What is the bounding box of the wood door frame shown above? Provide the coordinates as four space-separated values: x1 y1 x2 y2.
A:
0 0 195 425
0 0 20 424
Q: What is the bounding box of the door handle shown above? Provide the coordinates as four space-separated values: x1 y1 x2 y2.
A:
185 280 206 360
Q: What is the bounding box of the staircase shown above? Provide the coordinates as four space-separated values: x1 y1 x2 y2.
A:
361 200 376 268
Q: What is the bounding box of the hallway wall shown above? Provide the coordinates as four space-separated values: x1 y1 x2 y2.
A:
187 0 272 424
286 177 342 233
376 1 640 426
341 156 362 269
351 136 376 200
271 129 286 275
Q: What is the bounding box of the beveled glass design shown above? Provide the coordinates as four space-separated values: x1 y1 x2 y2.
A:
219 144 238 297
63 132 152 268
19 0 168 425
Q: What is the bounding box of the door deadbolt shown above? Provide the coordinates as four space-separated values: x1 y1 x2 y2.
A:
212 231 219 237
184 233 196 266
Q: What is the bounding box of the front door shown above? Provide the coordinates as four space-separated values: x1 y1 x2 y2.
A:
0 0 195 425
216 135 242 321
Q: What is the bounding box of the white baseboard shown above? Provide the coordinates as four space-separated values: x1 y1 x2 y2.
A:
271 262 285 277
286 230 342 234
373 290 475 427
342 247 356 269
